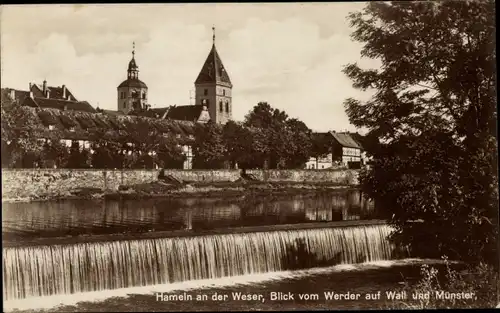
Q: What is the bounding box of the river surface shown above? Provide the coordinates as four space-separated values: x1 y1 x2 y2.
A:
2 189 377 242
2 189 429 312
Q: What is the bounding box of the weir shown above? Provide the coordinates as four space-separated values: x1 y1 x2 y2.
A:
3 223 402 301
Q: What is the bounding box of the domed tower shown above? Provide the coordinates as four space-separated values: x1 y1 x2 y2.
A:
194 26 233 125
117 42 148 114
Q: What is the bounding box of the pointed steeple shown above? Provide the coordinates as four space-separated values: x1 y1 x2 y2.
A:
195 26 232 87
128 41 139 79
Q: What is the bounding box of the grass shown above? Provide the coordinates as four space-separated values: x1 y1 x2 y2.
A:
385 256 498 309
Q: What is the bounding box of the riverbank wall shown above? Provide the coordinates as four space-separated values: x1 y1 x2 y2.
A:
1 168 359 201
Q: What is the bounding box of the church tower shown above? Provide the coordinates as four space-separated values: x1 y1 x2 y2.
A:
194 27 233 125
117 42 148 114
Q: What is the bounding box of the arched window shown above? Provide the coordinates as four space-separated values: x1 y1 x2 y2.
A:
219 101 223 112
225 101 229 113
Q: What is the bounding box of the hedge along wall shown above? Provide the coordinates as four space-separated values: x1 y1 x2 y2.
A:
1 168 359 200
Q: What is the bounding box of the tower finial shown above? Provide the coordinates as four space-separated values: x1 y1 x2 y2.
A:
212 25 215 44
132 41 135 58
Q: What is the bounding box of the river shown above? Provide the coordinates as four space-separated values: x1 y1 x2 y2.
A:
3 189 425 312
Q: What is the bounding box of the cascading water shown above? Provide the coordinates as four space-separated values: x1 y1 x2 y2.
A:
3 224 401 301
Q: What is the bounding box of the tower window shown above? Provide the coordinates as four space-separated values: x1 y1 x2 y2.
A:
142 92 146 100
204 89 208 96
222 89 226 96
219 101 223 113
225 101 229 113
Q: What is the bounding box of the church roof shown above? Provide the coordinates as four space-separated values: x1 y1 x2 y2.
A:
118 78 148 89
24 96 96 113
128 57 138 71
166 105 207 122
195 44 232 87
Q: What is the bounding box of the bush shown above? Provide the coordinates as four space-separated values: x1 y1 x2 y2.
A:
389 256 498 309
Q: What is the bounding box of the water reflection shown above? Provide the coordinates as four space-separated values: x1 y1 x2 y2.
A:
2 190 377 241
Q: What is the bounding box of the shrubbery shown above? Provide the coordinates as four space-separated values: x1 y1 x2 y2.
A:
389 257 497 309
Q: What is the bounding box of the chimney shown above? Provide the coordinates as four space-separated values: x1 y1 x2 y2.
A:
43 80 47 93
29 91 34 99
62 85 67 99
46 89 50 99
10 89 15 99
29 83 32 90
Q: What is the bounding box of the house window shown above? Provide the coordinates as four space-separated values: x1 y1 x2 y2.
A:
48 124 55 130
225 101 229 113
123 102 127 109
176 134 181 139
69 127 75 132
204 89 208 96
219 101 223 112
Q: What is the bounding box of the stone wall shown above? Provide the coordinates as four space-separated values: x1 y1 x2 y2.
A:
1 169 161 200
246 169 358 185
1 168 359 200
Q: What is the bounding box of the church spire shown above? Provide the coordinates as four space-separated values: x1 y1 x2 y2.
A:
128 41 139 79
194 26 232 87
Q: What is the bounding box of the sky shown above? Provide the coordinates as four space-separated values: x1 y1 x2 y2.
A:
0 3 379 133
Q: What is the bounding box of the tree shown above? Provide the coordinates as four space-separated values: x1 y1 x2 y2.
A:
222 120 254 169
244 102 313 169
120 117 164 169
310 133 332 160
40 139 70 168
67 141 91 168
192 121 226 169
344 1 497 266
284 118 313 168
1 102 44 168
156 135 186 169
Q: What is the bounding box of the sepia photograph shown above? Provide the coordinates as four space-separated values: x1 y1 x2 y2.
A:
1 1 498 312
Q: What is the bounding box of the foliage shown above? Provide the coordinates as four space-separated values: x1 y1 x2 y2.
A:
67 142 91 168
243 102 313 169
390 257 497 309
284 118 313 168
222 120 254 169
40 140 70 168
344 1 497 266
310 133 331 159
1 96 45 168
192 121 227 169
90 138 124 169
